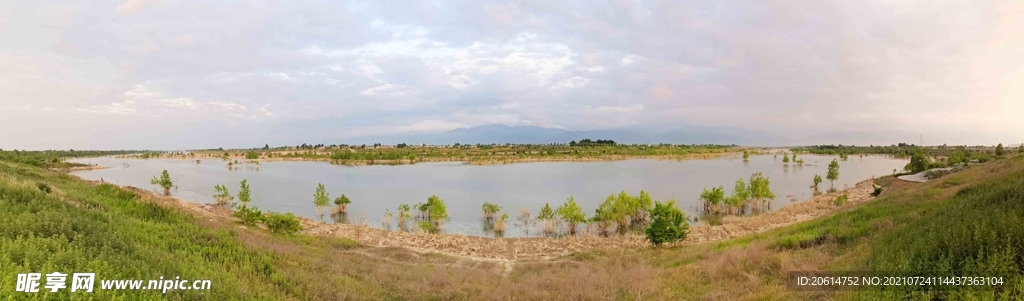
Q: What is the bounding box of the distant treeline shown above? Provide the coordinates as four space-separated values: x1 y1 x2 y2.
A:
791 144 1005 158
205 143 737 164
205 142 737 151
0 149 137 168
570 139 615 146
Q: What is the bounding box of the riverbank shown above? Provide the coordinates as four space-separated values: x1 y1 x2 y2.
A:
112 152 739 166
82 172 881 262
53 164 110 172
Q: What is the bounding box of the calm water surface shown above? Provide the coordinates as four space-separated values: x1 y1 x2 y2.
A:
70 154 907 238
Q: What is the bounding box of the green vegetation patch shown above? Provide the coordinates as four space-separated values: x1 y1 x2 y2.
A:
0 162 297 299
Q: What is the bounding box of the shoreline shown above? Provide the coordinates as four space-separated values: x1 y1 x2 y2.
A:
67 171 884 262
54 165 111 172
100 152 738 166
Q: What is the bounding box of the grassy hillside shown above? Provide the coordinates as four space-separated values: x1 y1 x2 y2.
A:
1 154 1023 299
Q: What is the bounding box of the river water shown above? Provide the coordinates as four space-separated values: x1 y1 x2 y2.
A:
70 154 907 238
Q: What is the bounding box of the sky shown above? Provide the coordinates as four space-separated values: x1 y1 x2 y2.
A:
2 0 1023 150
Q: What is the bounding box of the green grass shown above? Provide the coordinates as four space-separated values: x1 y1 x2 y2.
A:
2 152 1023 300
0 162 297 299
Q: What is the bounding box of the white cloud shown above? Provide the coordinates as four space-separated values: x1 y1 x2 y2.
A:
159 98 199 109
360 84 417 97
621 55 640 66
115 0 154 15
555 76 589 89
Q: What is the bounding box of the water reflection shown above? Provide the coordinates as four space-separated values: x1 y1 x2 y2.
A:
330 212 348 224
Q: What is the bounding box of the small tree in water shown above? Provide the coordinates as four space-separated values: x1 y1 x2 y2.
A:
213 184 233 206
537 202 557 234
313 183 330 220
812 175 823 189
557 196 586 236
748 172 776 210
699 186 725 213
481 202 501 220
397 204 411 230
827 159 840 189
333 194 351 214
150 169 173 196
731 178 750 213
645 200 688 246
592 195 617 236
742 150 749 162
424 195 449 232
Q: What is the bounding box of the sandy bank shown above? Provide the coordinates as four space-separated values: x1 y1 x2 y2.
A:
68 172 883 262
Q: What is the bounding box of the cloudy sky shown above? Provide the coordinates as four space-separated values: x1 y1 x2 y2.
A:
2 0 1023 150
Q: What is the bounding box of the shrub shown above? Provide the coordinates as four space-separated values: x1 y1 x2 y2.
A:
537 203 555 220
833 194 849 206
995 143 1005 156
36 182 51 194
263 212 302 234
482 202 501 220
245 150 259 160
494 213 508 235
591 196 617 235
557 196 586 235
645 200 688 245
416 195 449 233
396 204 411 229
333 194 351 213
748 172 776 208
418 220 435 233
699 186 725 213
871 185 883 197
150 169 173 196
813 175 822 189
948 150 968 165
233 205 264 226
213 184 233 206
905 151 930 173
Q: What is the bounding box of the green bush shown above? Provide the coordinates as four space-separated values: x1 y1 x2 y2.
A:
263 212 302 234
905 151 930 173
645 200 688 245
557 196 586 235
833 194 849 206
36 182 51 193
870 185 883 197
233 205 264 226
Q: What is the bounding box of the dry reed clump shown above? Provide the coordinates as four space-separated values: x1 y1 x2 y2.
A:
493 218 506 236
